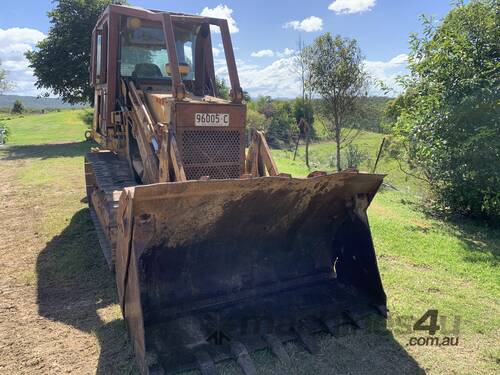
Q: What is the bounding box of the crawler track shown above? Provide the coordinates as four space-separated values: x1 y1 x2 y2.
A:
85 151 136 268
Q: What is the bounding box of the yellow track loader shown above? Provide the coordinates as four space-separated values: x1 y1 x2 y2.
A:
85 4 387 374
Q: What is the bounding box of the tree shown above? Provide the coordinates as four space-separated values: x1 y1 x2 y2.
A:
292 98 314 134
11 100 24 114
0 62 6 93
246 108 268 133
291 97 315 164
26 0 113 104
291 38 314 167
345 96 389 133
388 0 499 221
306 33 368 171
215 77 230 100
243 91 252 102
0 60 12 93
253 96 275 118
246 108 269 143
250 97 298 148
266 101 298 148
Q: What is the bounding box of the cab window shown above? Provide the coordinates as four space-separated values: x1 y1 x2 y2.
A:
120 17 197 81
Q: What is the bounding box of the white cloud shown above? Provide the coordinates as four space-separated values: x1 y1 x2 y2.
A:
0 27 45 47
239 58 301 97
215 53 408 98
284 16 323 32
0 43 34 61
250 48 295 59
212 47 221 57
215 56 301 98
200 4 239 33
277 48 295 57
328 0 376 14
251 49 274 58
0 27 46 96
363 53 408 95
387 53 408 65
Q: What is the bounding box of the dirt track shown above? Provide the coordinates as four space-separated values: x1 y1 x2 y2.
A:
0 149 137 374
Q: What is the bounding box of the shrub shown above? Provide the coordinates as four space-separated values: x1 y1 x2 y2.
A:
0 122 9 144
266 101 298 148
215 77 229 100
251 97 298 148
292 98 316 140
388 0 500 221
246 108 269 143
343 144 370 169
329 144 370 170
12 100 24 114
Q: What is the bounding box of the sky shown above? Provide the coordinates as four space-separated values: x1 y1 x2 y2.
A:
0 0 456 98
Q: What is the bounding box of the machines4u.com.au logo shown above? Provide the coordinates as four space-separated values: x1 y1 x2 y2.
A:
408 310 460 347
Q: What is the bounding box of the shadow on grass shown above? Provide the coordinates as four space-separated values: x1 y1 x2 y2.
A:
455 224 500 266
237 320 426 375
2 141 92 160
430 217 499 267
400 198 499 267
37 209 425 375
36 208 137 374
79 109 94 127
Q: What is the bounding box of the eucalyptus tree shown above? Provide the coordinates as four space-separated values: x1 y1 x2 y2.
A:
306 33 368 171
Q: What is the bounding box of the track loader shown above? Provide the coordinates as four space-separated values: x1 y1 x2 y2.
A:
85 4 387 374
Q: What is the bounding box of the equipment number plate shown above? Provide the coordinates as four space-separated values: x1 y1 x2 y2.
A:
195 113 229 127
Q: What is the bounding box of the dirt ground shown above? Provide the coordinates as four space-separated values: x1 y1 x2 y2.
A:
0 147 137 374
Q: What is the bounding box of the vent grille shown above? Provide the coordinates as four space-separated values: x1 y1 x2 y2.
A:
178 129 242 180
184 164 242 180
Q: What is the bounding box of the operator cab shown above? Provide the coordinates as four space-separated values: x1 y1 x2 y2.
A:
90 4 244 142
120 17 203 94
90 5 246 182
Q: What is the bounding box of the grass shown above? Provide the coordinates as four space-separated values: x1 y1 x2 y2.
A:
0 109 498 374
272 131 421 194
1 108 91 144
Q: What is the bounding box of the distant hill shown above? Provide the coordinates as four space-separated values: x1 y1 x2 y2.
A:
0 95 87 110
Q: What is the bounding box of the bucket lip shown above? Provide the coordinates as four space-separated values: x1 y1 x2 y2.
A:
124 170 386 193
120 171 385 210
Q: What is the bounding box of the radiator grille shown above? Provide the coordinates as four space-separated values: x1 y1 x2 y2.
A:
178 129 242 180
184 164 242 180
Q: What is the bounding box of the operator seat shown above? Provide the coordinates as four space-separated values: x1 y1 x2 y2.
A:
132 63 163 78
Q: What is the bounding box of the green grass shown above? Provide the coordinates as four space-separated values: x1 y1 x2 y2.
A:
1 110 498 374
272 131 421 194
0 112 23 121
1 108 92 144
371 191 499 328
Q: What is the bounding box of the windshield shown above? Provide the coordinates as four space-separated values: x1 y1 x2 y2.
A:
172 26 196 80
120 18 197 81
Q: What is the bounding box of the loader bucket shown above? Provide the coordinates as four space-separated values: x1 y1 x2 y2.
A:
115 171 386 374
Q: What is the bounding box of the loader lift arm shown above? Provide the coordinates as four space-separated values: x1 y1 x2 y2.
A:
246 130 279 177
125 80 160 184
122 79 188 183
